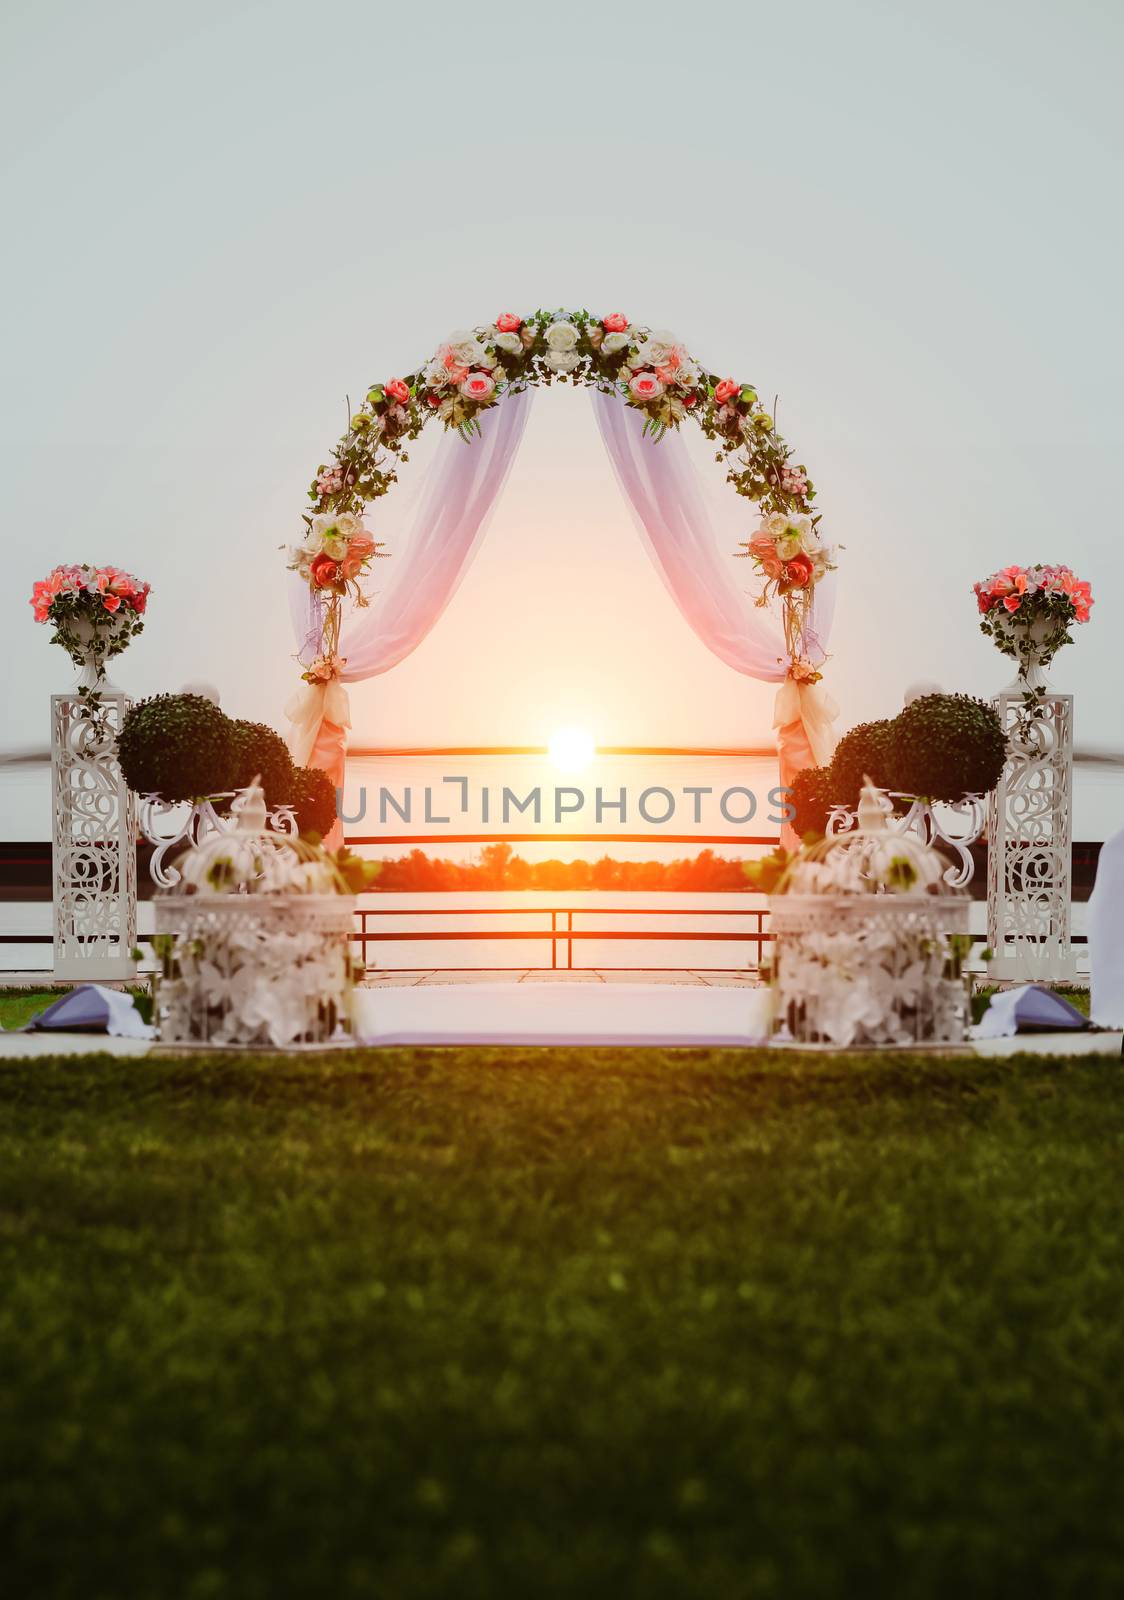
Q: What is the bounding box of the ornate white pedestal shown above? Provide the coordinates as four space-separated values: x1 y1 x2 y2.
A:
51 689 137 980
987 689 1079 982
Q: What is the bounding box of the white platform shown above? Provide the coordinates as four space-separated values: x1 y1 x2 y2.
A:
2 981 1119 1056
352 980 771 1047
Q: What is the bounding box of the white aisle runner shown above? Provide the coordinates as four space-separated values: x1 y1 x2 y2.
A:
354 982 769 1048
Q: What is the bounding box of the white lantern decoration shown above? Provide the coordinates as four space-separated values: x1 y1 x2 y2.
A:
769 783 971 1047
153 780 359 1048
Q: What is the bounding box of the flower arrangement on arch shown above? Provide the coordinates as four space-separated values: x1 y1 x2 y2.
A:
974 563 1093 669
738 510 836 673
301 309 819 521
287 511 386 604
294 308 830 696
30 563 150 665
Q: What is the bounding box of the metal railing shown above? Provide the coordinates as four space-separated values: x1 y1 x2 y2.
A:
346 818 777 972
353 903 771 972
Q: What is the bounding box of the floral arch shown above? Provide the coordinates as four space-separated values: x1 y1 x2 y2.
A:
286 308 839 845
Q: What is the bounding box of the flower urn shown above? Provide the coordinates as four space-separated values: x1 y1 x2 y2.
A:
768 783 972 1047
152 781 359 1048
990 611 1062 691
62 612 131 690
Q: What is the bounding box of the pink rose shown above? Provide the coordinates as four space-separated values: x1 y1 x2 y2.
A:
789 660 822 685
459 371 495 401
495 312 522 333
784 554 814 589
304 654 344 685
347 534 376 562
309 552 341 590
440 347 469 384
602 312 629 333
629 371 665 401
748 533 784 578
714 378 738 405
384 377 410 404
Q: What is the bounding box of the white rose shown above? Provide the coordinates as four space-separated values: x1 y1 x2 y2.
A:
447 330 486 365
793 517 821 554
545 320 580 352
674 359 701 389
634 329 680 367
493 330 523 356
310 510 362 545
545 348 581 374
601 331 630 356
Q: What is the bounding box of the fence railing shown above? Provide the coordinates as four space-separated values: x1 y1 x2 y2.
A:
346 822 777 972
354 904 771 972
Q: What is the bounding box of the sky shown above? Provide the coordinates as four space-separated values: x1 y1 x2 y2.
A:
1 0 1122 802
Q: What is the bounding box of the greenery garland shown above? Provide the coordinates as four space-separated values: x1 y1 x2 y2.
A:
302 310 819 528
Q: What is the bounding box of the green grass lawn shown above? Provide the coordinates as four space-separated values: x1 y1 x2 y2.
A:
0 987 153 1031
1 1044 1123 1599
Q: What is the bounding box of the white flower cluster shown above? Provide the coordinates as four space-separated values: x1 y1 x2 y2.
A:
158 918 355 1048
422 329 507 411
287 510 376 585
774 923 966 1047
541 319 582 374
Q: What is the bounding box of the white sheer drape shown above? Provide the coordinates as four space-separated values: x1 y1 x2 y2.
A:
590 389 834 680
290 387 532 683
285 389 530 848
591 390 837 845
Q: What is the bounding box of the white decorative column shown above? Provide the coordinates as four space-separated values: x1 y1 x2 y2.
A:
987 689 1079 982
51 688 137 980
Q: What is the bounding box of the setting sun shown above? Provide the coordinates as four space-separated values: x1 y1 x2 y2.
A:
548 725 596 774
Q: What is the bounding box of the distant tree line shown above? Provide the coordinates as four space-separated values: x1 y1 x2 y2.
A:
374 843 750 891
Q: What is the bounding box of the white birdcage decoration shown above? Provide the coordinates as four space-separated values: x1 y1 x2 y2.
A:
769 783 972 1047
153 780 358 1048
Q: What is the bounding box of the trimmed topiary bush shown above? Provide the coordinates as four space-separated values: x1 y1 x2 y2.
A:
116 694 234 802
228 720 295 809
893 693 1007 802
829 719 898 809
789 765 836 840
290 766 338 838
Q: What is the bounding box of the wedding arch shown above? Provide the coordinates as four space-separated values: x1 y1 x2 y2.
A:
286 308 839 840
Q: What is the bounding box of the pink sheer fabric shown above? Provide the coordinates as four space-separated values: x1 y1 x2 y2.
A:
287 389 532 843
591 390 837 845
